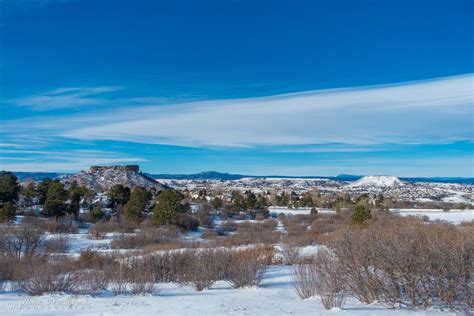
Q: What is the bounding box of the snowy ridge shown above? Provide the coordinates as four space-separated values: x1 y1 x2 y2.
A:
348 175 404 188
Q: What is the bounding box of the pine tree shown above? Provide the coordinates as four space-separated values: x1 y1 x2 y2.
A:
0 201 16 223
108 184 131 209
244 191 257 209
351 205 372 226
37 178 53 205
89 203 104 222
153 189 189 226
211 197 223 209
0 172 20 204
68 181 88 219
124 187 151 222
43 180 67 221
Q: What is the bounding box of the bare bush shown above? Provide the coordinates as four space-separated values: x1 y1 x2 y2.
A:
71 269 108 295
182 249 231 291
45 220 79 234
313 249 346 309
227 247 270 288
14 257 77 295
293 264 318 299
110 265 129 295
330 217 473 310
126 258 160 295
88 218 139 239
44 235 70 253
110 227 177 249
0 255 15 291
0 224 45 259
281 245 302 265
220 220 237 233
76 250 117 270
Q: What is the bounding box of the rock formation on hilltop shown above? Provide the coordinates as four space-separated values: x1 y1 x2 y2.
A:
62 165 167 192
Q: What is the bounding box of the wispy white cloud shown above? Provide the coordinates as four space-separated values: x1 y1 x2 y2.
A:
13 86 122 110
4 74 473 149
58 74 473 147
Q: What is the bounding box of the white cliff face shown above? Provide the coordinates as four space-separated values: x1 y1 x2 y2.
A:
348 176 404 188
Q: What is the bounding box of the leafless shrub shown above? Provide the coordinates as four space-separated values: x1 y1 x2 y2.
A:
71 269 108 295
330 217 473 310
220 220 237 233
76 250 117 270
281 245 302 265
0 224 45 259
110 265 129 295
88 218 139 239
0 255 15 291
312 249 346 309
45 220 79 234
226 246 270 288
201 229 218 239
14 257 77 295
126 257 160 295
110 227 177 249
293 264 318 299
262 218 278 230
44 235 70 253
181 249 232 291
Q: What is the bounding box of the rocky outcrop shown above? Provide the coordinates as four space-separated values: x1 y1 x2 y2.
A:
62 165 167 192
90 165 140 173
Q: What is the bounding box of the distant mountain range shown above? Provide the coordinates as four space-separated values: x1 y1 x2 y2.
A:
147 171 474 185
9 170 474 185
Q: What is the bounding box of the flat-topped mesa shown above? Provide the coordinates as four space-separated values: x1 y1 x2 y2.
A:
62 165 167 191
90 165 140 173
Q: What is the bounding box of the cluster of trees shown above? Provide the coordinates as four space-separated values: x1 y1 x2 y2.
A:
106 185 197 230
0 172 93 223
0 173 204 231
230 190 268 210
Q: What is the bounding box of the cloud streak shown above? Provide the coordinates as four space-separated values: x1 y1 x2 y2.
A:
57 74 473 147
13 86 122 110
3 74 473 150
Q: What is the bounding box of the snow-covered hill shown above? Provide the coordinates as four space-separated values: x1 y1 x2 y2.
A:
348 176 404 188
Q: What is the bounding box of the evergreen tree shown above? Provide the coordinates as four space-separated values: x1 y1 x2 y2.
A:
299 192 314 207
0 172 20 204
231 190 245 209
244 190 257 209
37 178 53 205
276 192 289 206
255 195 269 210
124 187 151 222
153 189 189 226
68 181 88 219
21 181 37 207
89 203 104 222
108 184 131 209
211 197 223 209
0 201 16 223
351 205 372 226
43 180 67 221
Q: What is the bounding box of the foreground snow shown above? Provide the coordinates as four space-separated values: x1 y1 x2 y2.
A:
0 266 460 316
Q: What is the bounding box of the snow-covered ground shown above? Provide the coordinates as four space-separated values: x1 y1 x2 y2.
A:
0 265 459 316
392 208 474 224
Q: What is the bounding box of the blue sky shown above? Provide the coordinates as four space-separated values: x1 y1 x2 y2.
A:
0 0 473 177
